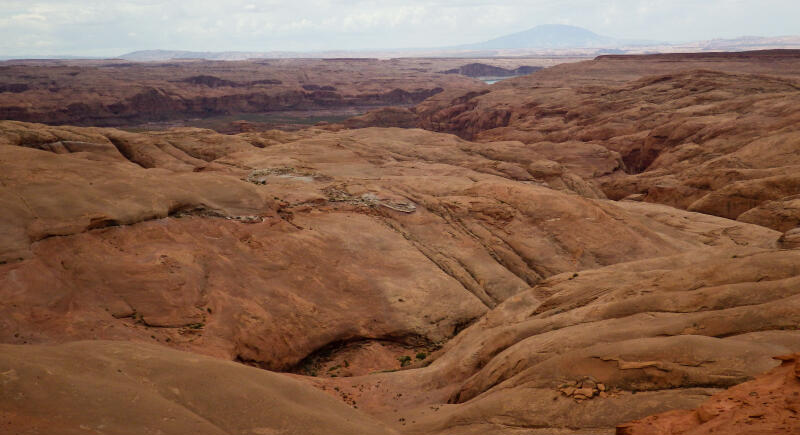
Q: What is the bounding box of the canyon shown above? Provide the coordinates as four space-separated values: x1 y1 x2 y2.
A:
0 57 570 128
1 50 799 435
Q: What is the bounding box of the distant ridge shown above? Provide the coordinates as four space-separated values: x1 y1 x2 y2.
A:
121 49 402 61
120 50 288 61
110 31 800 62
119 25 652 61
457 24 622 50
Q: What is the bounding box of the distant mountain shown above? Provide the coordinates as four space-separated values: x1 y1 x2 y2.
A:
119 27 638 61
457 24 620 50
455 24 665 50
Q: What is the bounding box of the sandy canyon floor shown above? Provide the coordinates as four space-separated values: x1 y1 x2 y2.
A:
1 51 799 435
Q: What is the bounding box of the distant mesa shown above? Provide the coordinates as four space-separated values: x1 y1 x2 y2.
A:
0 83 30 93
174 75 284 88
250 78 283 85
178 75 239 88
440 63 543 78
302 84 338 91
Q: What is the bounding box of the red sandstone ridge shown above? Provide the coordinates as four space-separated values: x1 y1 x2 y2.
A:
617 353 800 435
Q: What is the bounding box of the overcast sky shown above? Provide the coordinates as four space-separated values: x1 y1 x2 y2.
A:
1 0 798 56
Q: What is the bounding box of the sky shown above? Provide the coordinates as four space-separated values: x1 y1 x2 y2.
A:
0 0 798 56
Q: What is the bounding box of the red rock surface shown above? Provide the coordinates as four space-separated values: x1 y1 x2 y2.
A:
617 353 800 435
1 50 799 435
308 247 800 434
1 118 795 434
410 50 800 232
0 340 397 435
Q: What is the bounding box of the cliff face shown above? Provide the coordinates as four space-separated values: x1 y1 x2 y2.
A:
0 86 446 126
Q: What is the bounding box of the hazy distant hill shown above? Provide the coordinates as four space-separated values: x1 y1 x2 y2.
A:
121 49 413 61
114 30 800 62
0 55 104 61
120 50 291 61
696 35 800 51
457 24 622 49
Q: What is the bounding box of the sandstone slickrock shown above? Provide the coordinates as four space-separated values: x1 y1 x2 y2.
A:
410 50 800 232
1 50 800 435
306 247 800 434
0 341 396 435
737 194 800 232
779 227 800 249
2 118 793 434
4 120 777 373
616 353 800 435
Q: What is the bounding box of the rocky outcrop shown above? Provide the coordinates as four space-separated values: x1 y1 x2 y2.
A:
737 194 800 232
617 353 800 435
779 227 800 249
